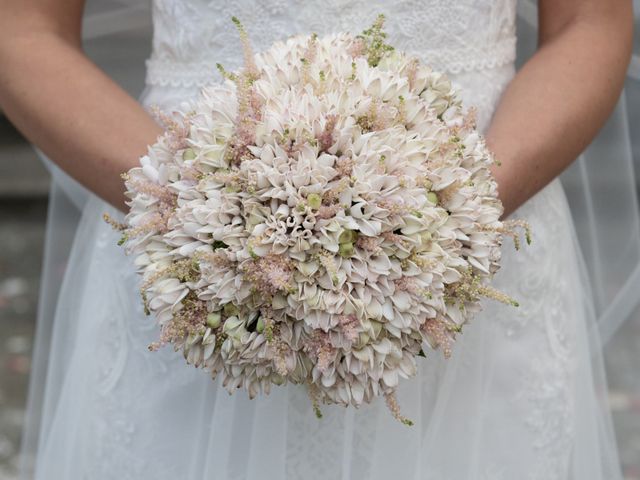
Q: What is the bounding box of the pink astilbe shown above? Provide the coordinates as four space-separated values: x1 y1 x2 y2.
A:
338 314 360 343
377 199 411 216
316 203 343 220
232 16 259 80
151 294 207 351
150 106 191 152
347 37 366 58
404 58 420 91
226 77 260 165
243 254 294 296
301 33 319 85
421 317 455 359
381 231 410 248
304 329 336 374
334 156 354 178
126 176 176 205
318 114 338 152
355 235 381 254
123 176 177 236
395 276 419 294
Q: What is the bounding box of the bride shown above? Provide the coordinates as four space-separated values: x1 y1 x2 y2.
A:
0 0 634 478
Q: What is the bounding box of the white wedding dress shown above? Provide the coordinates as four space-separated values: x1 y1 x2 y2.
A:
21 1 624 479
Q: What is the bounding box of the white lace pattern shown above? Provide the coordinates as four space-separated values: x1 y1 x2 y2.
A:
145 0 516 86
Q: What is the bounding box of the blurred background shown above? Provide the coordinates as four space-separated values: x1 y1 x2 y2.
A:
0 1 639 479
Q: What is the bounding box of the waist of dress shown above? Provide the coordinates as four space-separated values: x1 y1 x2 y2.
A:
144 36 517 89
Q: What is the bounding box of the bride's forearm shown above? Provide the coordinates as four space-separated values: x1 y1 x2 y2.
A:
0 7 161 211
486 1 633 218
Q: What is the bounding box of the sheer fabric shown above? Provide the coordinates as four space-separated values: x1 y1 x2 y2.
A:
20 1 639 478
516 0 640 347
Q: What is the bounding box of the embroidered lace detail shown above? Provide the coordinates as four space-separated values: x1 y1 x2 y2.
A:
498 179 578 479
145 0 517 88
144 37 516 88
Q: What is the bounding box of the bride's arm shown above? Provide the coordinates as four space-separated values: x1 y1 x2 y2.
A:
486 0 633 217
0 0 162 210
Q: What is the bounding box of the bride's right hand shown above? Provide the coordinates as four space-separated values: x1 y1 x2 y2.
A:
0 0 163 211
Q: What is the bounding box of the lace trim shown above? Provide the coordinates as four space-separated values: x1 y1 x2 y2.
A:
144 36 516 88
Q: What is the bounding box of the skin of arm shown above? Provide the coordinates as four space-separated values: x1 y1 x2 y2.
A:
0 1 634 215
486 0 634 217
0 0 162 210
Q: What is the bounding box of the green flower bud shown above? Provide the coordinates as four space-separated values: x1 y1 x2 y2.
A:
338 229 358 244
206 312 221 329
307 193 322 210
427 191 438 205
256 317 265 334
182 148 197 161
223 303 239 317
339 242 355 258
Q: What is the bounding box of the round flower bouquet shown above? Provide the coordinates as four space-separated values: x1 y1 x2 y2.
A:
108 15 529 424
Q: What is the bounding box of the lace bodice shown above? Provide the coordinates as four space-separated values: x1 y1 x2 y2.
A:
148 0 515 86
144 0 517 131
146 0 517 87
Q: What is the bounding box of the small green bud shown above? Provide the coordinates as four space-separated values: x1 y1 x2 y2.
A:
338 242 355 258
338 229 357 244
256 317 265 333
223 303 239 317
307 193 322 210
182 148 197 161
206 312 221 329
427 191 438 205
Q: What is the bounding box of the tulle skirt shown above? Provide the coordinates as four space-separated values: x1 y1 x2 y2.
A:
18 179 621 479
20 80 623 480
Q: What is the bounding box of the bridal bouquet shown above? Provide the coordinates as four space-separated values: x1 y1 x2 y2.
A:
108 16 529 423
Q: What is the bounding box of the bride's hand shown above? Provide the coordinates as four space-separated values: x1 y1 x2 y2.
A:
486 0 633 218
0 0 162 211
